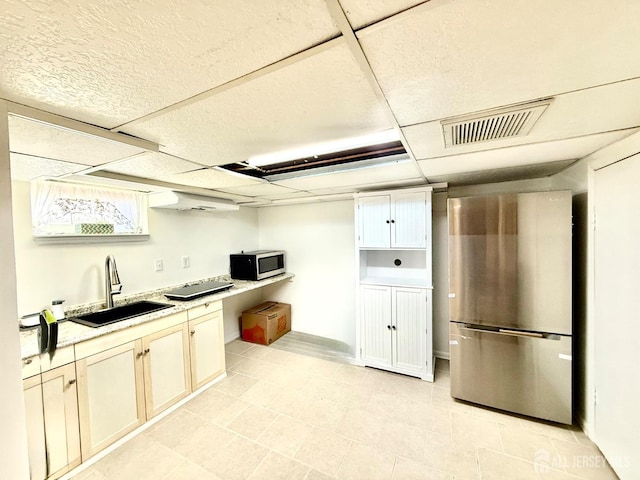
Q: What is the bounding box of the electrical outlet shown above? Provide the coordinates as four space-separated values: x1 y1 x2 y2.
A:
154 258 164 272
182 256 190 268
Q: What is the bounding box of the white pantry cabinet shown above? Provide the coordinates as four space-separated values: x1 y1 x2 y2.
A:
355 186 434 381
357 190 428 248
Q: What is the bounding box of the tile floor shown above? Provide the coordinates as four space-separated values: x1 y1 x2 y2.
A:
72 339 618 480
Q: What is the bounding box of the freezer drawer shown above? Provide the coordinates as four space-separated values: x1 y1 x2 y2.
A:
449 322 572 424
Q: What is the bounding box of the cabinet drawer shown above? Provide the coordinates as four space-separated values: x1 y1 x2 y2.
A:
40 345 75 373
74 311 188 360
22 356 40 379
187 300 222 321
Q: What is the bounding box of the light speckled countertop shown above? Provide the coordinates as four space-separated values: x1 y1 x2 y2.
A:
20 273 294 360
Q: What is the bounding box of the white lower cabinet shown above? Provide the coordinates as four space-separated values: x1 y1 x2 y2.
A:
76 340 146 459
189 309 225 390
360 285 431 379
23 363 81 480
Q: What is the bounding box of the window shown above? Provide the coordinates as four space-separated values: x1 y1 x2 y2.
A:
31 180 148 237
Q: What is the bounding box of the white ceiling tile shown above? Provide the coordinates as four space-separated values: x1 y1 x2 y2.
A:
417 130 640 178
8 116 145 166
307 177 426 195
261 191 318 201
125 42 392 166
339 0 425 30
273 159 423 190
358 0 640 125
404 78 640 159
1 0 339 128
164 168 262 190
103 152 204 179
10 153 87 181
216 183 299 197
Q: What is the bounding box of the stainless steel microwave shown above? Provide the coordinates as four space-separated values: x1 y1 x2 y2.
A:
230 250 285 281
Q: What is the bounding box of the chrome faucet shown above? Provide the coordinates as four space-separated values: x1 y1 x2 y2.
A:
105 255 122 308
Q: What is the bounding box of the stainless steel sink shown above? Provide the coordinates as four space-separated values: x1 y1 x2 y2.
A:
70 301 173 328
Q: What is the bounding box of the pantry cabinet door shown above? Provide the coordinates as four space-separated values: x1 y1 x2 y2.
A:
392 191 427 248
360 285 392 367
392 287 427 373
189 311 225 390
23 375 47 480
77 340 145 459
358 195 391 248
142 323 191 419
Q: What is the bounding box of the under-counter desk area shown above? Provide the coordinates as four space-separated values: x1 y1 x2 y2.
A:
19 273 294 480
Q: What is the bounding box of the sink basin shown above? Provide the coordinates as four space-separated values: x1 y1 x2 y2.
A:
70 301 173 328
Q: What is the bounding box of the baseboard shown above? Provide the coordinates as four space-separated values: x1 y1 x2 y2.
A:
434 349 450 360
225 331 241 344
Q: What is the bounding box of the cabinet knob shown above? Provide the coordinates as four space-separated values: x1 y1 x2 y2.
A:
68 379 77 385
190 330 196 336
387 325 391 330
386 220 390 224
391 219 395 223
144 348 150 355
392 325 396 330
136 352 143 359
24 358 33 365
205 302 210 308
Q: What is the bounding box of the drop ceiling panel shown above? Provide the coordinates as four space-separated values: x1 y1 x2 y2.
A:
273 159 422 190
339 0 425 30
307 177 426 195
358 0 640 126
417 129 639 178
10 153 87 181
1 0 339 128
404 78 640 159
427 160 577 187
103 152 204 179
216 183 300 198
164 168 262 190
125 42 392 166
8 116 145 166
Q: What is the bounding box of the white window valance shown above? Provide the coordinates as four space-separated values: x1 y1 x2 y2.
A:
31 181 148 237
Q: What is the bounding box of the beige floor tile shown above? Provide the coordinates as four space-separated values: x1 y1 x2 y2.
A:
331 384 374 410
260 362 311 389
229 357 273 377
331 364 370 385
386 395 451 435
267 387 316 419
225 352 245 368
225 340 255 355
199 392 249 426
431 386 476 414
162 460 222 479
71 469 105 480
518 418 580 443
257 414 313 457
99 441 184 480
214 372 259 397
304 375 347 401
337 442 396 480
499 423 558 464
182 386 224 414
376 418 427 462
423 433 479 479
478 447 541 480
433 371 450 389
306 470 336 480
550 438 618 480
92 433 156 478
240 380 283 408
227 404 278 440
261 348 301 365
394 377 434 404
300 357 342 378
147 409 205 449
295 427 351 476
468 404 526 428
175 422 237 469
248 451 309 480
451 412 502 451
335 407 382 446
297 397 346 430
391 457 450 480
365 390 397 419
362 368 415 395
207 437 269 480
240 344 272 359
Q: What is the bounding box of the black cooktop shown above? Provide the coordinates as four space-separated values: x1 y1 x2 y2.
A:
164 280 234 300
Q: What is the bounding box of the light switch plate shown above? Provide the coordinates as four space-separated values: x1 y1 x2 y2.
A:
154 259 164 272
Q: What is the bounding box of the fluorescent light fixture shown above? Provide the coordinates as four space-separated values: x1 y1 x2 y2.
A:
247 129 401 167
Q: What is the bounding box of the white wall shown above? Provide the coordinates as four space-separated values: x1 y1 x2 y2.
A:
11 180 260 336
0 104 30 479
258 200 356 352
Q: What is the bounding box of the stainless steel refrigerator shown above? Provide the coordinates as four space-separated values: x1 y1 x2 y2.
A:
448 191 572 424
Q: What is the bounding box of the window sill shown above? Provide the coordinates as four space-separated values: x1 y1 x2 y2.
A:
33 234 150 245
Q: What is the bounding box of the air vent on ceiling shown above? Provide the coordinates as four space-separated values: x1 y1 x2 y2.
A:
441 99 552 147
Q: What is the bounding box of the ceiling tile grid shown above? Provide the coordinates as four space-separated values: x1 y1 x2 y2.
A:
338 0 426 30
0 0 339 128
104 152 204 179
357 0 640 126
124 42 393 167
10 153 87 182
164 167 263 190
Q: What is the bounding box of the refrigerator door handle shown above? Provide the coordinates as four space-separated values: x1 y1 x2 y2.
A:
498 329 544 338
